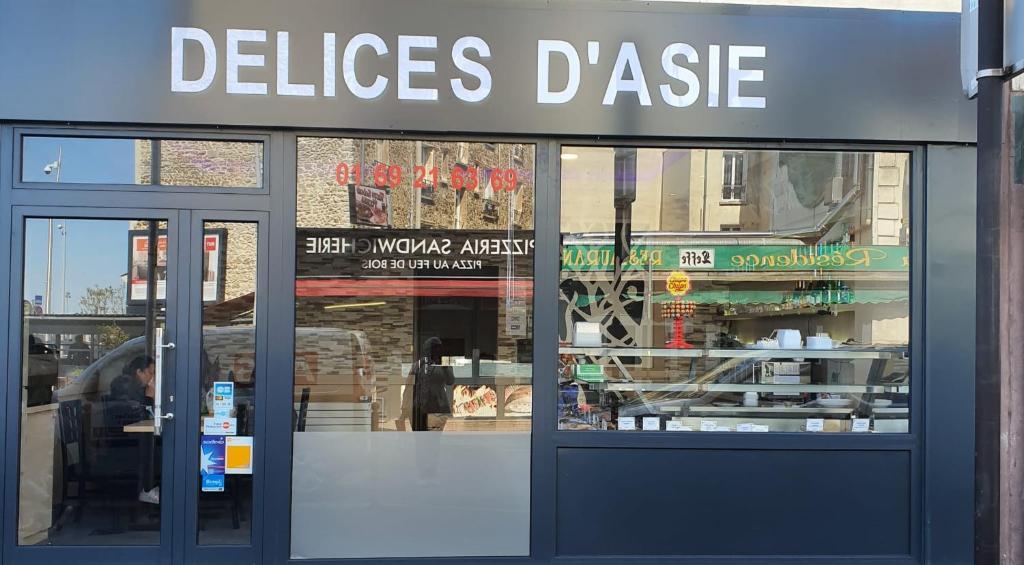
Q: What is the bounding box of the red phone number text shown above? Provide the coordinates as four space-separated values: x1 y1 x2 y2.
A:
335 163 518 191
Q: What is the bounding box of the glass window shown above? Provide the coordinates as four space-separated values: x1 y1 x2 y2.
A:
18 218 167 545
197 222 258 545
21 136 263 188
722 151 746 202
559 147 910 434
292 138 535 558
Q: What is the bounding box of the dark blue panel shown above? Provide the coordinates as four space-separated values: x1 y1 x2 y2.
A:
556 448 910 557
923 144 976 564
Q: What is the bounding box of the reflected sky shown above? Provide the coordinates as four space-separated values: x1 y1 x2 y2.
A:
22 137 134 184
24 219 140 315
21 137 165 314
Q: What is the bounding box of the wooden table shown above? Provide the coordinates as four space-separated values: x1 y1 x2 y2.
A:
123 419 155 433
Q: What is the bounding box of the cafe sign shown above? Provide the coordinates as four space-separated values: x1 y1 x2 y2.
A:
561 244 909 272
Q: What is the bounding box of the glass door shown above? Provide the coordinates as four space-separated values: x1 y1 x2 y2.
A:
7 211 184 564
182 212 265 565
7 210 266 565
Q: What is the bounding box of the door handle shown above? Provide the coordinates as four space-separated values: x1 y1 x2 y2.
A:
154 328 172 435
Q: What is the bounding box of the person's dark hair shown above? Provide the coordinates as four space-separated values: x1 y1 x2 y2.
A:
127 355 155 377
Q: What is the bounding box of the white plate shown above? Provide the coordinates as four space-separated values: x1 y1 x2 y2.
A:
818 398 853 408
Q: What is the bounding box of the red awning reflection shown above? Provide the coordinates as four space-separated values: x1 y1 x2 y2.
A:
296 278 533 298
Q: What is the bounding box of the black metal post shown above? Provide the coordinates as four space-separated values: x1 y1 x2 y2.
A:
976 0 1004 562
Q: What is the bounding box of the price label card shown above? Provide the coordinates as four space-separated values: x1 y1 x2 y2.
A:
666 421 690 431
806 418 825 432
736 423 755 432
752 424 771 432
642 417 661 431
618 417 636 431
851 418 871 433
699 420 718 432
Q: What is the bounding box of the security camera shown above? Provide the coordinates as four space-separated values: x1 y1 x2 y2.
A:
43 163 55 175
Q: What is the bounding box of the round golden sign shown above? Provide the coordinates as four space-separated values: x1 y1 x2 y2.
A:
666 271 691 296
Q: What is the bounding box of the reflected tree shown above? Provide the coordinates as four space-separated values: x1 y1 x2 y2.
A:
79 285 126 315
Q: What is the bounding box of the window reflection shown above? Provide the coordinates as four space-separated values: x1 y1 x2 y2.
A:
197 222 258 545
21 136 263 188
291 138 534 559
559 148 910 433
19 218 166 546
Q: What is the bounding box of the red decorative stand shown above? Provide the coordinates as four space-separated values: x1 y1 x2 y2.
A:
662 299 696 349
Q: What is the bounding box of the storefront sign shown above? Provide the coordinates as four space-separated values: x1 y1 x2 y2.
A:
168 28 767 109
561 244 909 272
299 228 534 276
666 271 691 295
0 0 973 142
348 184 391 227
129 229 224 303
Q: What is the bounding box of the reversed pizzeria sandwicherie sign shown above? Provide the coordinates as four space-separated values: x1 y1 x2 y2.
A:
302 230 534 272
170 28 767 109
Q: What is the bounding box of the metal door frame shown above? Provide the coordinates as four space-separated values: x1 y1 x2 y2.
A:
0 123 279 565
181 209 270 565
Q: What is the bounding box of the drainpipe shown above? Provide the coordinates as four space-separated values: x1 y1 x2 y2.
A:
975 0 1005 562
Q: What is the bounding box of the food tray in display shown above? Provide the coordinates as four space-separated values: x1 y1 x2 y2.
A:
503 385 532 417
452 385 497 417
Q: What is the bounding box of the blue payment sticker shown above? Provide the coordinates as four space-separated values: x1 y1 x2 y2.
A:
202 474 225 492
212 381 234 418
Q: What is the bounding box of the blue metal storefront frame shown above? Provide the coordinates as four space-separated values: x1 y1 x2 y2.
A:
0 124 976 564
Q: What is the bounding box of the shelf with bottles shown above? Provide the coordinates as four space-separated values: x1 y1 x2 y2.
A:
713 303 858 321
713 278 906 320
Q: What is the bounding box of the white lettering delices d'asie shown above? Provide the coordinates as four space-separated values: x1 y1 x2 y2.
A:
171 27 492 102
171 27 766 109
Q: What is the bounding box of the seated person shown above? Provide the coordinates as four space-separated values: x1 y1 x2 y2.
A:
109 355 160 504
110 355 155 422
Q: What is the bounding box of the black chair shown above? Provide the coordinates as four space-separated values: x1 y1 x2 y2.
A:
296 387 311 432
93 395 153 531
56 400 89 525
227 404 249 529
